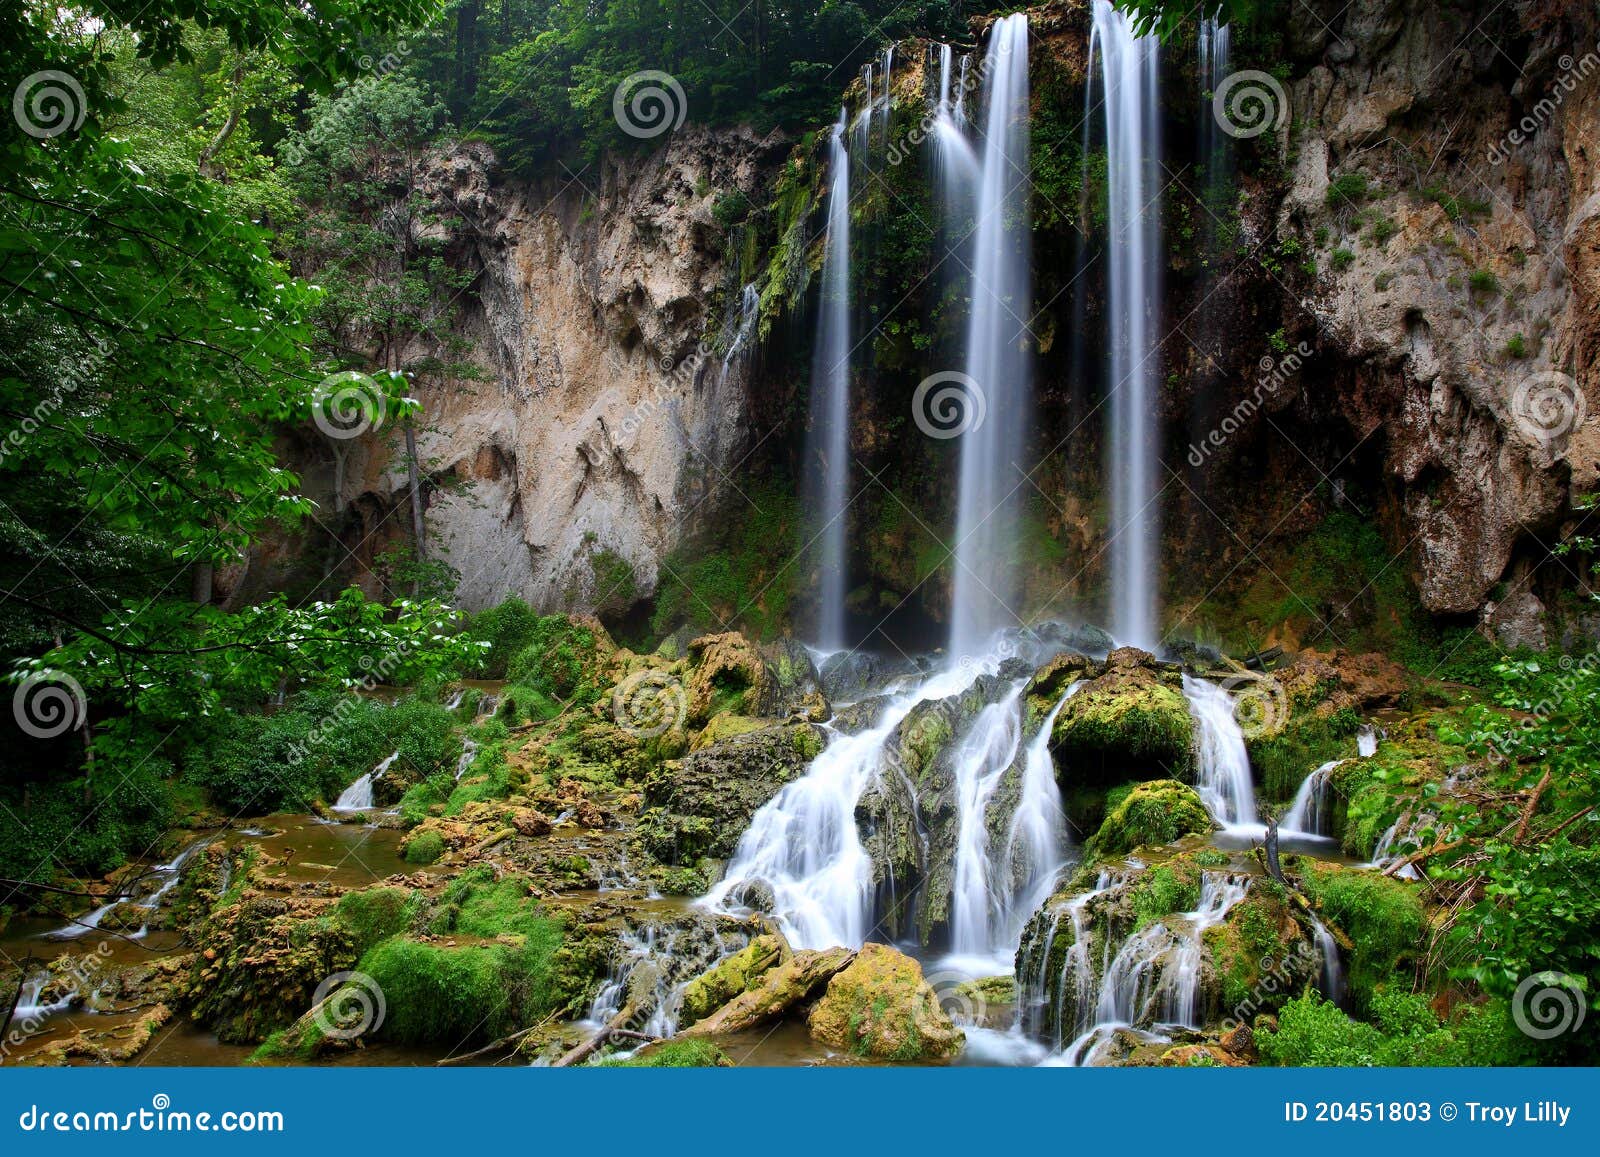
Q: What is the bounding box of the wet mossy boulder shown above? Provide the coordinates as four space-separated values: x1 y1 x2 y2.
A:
757 637 830 722
1050 650 1195 784
678 934 786 1027
635 721 826 865
1088 780 1214 856
681 946 856 1036
1024 651 1094 722
685 632 771 724
690 712 768 751
807 943 964 1060
1202 885 1321 1022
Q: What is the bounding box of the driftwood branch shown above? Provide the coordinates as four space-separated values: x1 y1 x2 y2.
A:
1514 771 1553 844
552 1003 639 1068
435 1014 559 1066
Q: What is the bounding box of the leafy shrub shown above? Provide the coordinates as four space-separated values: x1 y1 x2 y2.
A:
469 598 542 677
506 615 605 707
1303 864 1424 1007
1258 992 1541 1066
1326 172 1369 208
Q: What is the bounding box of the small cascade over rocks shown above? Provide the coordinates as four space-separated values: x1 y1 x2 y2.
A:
582 913 750 1043
333 751 398 812
706 630 1075 960
1308 915 1346 1007
1018 869 1252 1066
455 737 478 781
1182 676 1260 829
1357 724 1379 758
48 833 214 940
1281 760 1340 837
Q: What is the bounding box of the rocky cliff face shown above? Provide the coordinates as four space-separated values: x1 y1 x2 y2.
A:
1279 0 1599 645
296 127 787 614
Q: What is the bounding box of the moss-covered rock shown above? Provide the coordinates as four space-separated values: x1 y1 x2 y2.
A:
1202 884 1320 1023
1051 651 1195 783
807 943 964 1060
690 712 769 750
678 934 785 1027
1088 780 1214 856
402 829 444 865
634 721 826 866
1300 862 1424 1009
681 946 855 1036
685 632 770 723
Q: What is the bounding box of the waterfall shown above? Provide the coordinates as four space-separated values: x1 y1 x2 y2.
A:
948 686 1029 961
808 110 852 651
48 833 212 940
582 920 748 1043
950 12 1032 657
455 737 478 781
1059 871 1250 1066
1282 760 1340 836
1196 9 1232 195
1182 675 1260 829
1357 724 1378 757
702 685 927 950
1308 915 1346 1006
932 43 979 221
718 283 760 389
333 750 397 812
1093 0 1163 650
996 687 1077 946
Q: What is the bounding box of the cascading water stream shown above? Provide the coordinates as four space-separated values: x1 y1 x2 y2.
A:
947 686 1029 963
1058 871 1250 1066
1182 675 1259 829
333 750 398 812
1281 759 1340 836
1092 0 1163 650
995 686 1078 947
950 13 1031 658
808 110 853 651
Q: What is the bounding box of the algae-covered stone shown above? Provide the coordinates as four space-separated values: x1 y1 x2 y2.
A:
678 934 785 1027
690 712 768 751
680 946 855 1036
685 632 770 723
635 721 826 864
806 942 964 1060
1088 780 1214 856
1051 652 1195 783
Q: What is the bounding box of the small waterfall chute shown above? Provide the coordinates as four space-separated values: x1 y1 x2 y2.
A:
333 750 397 812
1182 675 1260 830
1281 759 1340 837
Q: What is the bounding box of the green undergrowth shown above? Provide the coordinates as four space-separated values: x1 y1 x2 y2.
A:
1258 991 1542 1066
1250 706 1360 803
595 1039 731 1067
1300 862 1424 1010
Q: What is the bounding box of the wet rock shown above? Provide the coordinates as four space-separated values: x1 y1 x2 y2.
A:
510 809 553 838
818 650 926 702
757 638 831 722
635 722 826 864
1219 1022 1258 1062
680 946 855 1036
1088 780 1214 856
807 943 964 1060
829 694 895 734
685 632 770 724
1051 656 1196 785
678 934 786 1027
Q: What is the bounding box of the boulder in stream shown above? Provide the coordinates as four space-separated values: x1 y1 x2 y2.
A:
806 943 964 1060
